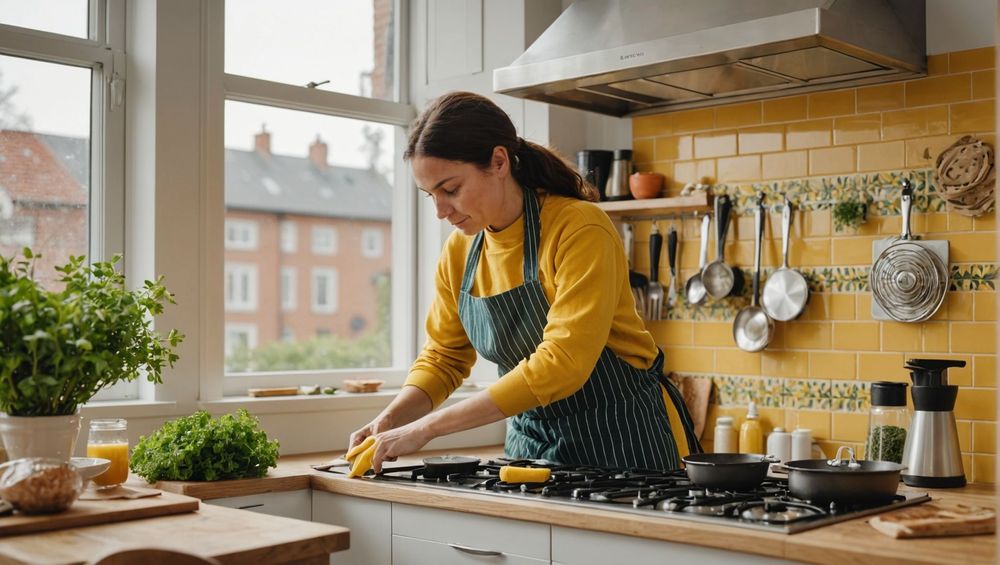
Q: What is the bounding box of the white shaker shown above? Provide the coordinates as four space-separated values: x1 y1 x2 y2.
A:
791 428 813 460
713 416 737 453
766 427 791 462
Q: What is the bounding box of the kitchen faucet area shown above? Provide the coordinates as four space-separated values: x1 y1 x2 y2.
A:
0 1 996 564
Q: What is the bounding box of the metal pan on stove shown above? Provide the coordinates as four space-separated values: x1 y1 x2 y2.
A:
421 455 481 479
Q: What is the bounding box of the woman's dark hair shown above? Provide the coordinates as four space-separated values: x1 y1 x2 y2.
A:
404 91 598 202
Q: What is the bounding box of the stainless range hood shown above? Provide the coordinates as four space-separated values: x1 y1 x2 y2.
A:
494 0 926 117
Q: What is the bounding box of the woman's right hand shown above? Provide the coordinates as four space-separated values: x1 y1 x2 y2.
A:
347 385 434 453
349 411 396 452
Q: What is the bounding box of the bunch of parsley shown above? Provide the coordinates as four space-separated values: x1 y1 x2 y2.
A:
130 409 280 482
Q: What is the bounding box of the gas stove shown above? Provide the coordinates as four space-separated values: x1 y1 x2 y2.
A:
323 458 931 534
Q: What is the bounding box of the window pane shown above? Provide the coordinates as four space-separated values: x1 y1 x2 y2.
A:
225 0 396 101
0 54 90 289
0 0 89 38
224 101 394 373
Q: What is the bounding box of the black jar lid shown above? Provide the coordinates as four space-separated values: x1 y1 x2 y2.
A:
870 381 908 407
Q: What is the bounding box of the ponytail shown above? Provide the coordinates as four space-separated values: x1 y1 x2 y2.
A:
405 91 598 202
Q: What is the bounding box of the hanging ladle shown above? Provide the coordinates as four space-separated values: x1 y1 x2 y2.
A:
733 193 773 352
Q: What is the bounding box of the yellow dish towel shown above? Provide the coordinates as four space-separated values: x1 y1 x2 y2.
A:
345 436 378 478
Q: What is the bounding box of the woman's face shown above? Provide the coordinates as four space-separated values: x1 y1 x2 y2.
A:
412 149 515 235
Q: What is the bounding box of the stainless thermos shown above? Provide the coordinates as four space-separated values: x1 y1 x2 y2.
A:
900 358 967 488
605 149 633 201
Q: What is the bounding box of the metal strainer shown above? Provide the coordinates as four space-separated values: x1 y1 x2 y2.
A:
870 180 949 323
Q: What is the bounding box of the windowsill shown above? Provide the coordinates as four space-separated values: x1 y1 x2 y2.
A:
82 399 179 419
199 385 486 415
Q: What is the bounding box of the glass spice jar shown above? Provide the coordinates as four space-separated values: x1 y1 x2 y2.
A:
87 418 129 488
866 382 909 463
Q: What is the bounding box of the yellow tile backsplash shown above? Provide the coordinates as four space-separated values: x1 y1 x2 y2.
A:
634 47 997 482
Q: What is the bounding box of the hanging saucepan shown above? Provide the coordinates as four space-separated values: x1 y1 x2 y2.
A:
783 447 905 505
870 180 949 323
761 196 810 321
682 453 776 491
702 195 744 299
684 214 711 305
422 456 481 479
733 194 774 352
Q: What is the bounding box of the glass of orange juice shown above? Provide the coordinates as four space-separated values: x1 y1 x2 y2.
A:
87 418 129 488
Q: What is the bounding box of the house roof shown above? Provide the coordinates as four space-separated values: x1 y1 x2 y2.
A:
225 149 392 221
0 130 88 206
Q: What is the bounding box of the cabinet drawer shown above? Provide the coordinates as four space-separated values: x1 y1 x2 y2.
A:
206 490 311 521
392 534 548 565
392 504 549 561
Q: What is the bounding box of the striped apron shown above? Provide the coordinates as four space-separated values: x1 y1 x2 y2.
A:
457 189 701 471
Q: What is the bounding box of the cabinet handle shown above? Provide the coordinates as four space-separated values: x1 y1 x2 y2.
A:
237 503 265 510
447 543 504 557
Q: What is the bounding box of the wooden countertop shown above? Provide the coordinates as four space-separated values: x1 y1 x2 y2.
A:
0 488 348 565
155 446 997 565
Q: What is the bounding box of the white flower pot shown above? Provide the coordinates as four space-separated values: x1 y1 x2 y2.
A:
0 412 82 462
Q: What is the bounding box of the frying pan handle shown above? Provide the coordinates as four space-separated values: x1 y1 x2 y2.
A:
900 178 913 240
667 226 678 277
715 195 731 259
698 214 710 269
752 194 766 305
781 195 793 269
650 223 663 282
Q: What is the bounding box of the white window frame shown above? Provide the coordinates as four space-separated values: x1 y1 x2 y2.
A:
0 1 128 402
215 0 416 396
280 266 296 311
224 262 258 312
279 219 297 253
361 227 384 258
225 218 259 250
224 323 258 357
311 225 338 255
311 267 339 314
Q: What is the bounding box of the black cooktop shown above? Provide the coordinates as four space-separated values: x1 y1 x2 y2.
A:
322 458 930 534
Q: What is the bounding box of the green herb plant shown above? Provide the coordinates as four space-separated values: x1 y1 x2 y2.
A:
130 409 280 481
0 249 183 416
832 198 869 232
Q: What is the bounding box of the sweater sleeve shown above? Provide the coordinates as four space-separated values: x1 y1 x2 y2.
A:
487 221 625 416
403 237 478 408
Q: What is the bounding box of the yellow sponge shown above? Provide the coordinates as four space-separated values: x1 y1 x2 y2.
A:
345 436 376 462
499 466 551 483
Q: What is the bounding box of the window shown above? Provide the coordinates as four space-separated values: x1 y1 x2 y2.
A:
361 227 384 258
280 220 297 253
0 6 125 289
311 268 338 314
225 263 258 312
220 0 415 390
225 219 259 250
311 225 338 255
225 323 258 357
280 266 296 311
225 0 397 102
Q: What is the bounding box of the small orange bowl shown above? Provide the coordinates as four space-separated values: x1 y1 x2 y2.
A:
629 172 664 199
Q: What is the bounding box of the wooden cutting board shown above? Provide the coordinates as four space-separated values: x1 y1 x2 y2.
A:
0 490 199 537
869 501 996 539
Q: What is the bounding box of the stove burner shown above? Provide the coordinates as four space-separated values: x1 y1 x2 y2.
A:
740 499 825 524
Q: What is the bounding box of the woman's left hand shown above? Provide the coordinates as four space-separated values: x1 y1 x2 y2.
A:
370 421 435 473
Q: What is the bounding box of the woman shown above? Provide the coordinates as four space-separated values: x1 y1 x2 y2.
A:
347 91 700 475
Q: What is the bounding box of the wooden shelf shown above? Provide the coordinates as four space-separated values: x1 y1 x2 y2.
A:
595 192 712 219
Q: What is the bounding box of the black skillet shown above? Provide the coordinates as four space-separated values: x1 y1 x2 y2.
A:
422 455 481 479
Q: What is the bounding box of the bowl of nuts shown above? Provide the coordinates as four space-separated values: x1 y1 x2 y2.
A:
0 458 84 514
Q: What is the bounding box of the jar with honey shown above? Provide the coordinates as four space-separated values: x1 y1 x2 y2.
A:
87 418 129 488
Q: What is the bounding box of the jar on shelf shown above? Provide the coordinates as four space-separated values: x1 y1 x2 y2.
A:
87 418 129 488
866 382 909 463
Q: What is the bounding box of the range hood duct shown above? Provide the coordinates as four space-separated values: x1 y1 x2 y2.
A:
494 0 926 117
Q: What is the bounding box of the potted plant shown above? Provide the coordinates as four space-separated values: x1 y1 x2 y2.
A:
0 249 183 461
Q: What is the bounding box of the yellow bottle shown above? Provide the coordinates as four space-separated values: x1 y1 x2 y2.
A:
739 401 764 454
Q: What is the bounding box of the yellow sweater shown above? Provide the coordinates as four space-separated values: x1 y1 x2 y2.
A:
405 192 659 416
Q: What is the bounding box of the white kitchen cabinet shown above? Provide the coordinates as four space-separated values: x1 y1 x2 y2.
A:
205 489 311 521
313 491 391 565
392 503 550 564
551 526 800 565
392 534 548 565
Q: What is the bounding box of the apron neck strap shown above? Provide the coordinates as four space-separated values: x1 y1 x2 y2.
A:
460 188 541 293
